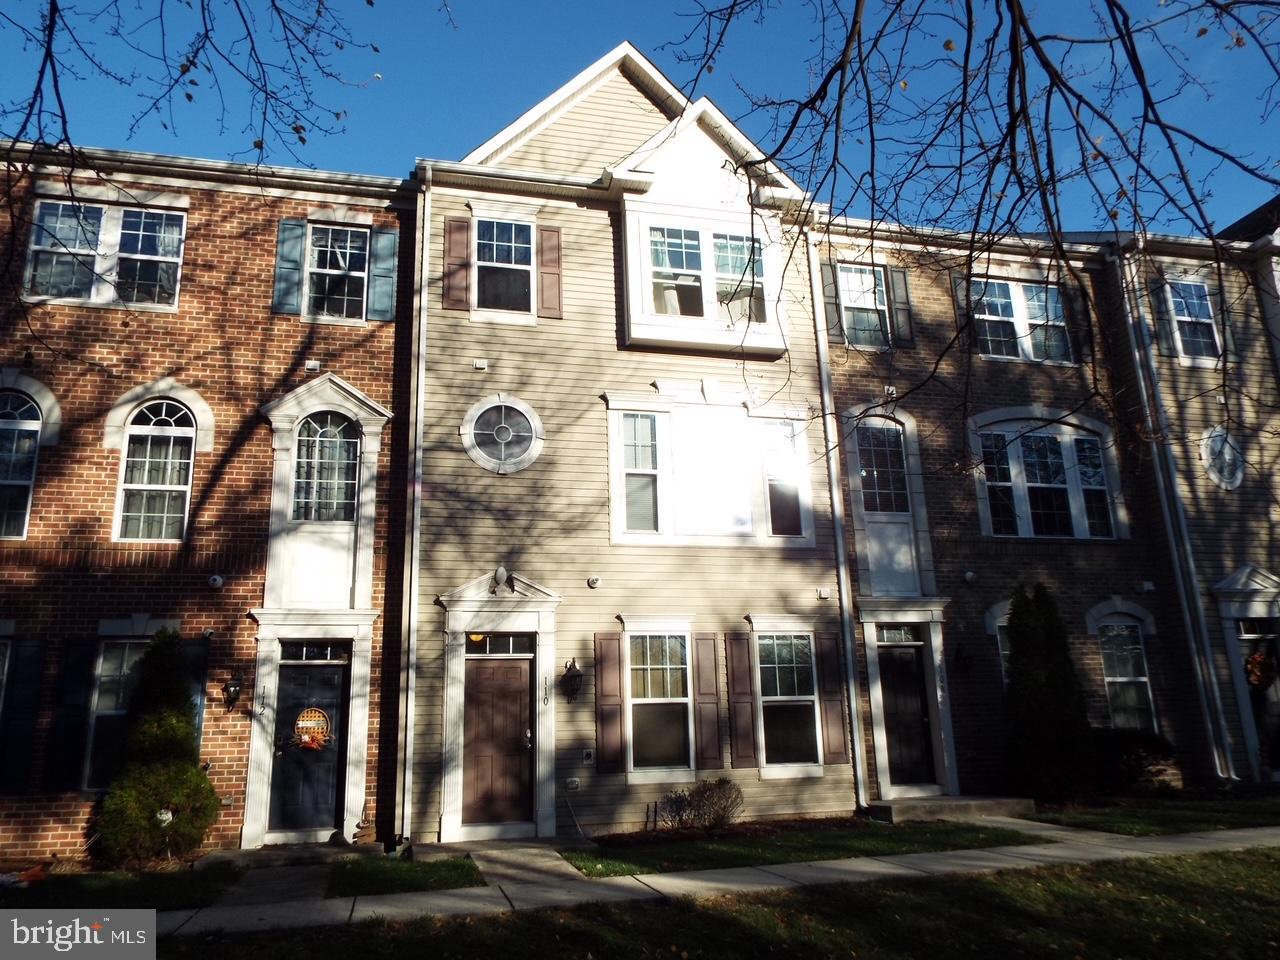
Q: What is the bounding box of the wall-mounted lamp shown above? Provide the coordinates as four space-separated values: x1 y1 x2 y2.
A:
561 658 583 702
222 670 244 710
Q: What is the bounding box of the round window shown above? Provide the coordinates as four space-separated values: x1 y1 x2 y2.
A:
460 394 544 474
1202 424 1243 490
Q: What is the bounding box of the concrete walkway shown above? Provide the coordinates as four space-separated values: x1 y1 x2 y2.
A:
159 821 1280 937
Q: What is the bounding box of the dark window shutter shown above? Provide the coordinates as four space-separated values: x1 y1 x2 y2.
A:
950 272 978 352
443 217 471 310
1149 277 1178 356
366 227 399 322
0 639 46 793
181 635 210 748
537 225 563 319
693 633 723 770
1216 287 1241 363
887 268 915 347
820 261 844 343
271 219 306 315
1062 281 1094 364
725 633 758 768
43 640 98 792
814 632 849 765
594 632 625 774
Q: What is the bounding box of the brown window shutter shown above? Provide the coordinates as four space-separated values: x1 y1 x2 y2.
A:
594 632 625 774
537 225 563 319
443 217 471 310
814 632 850 765
693 633 723 770
725 632 758 768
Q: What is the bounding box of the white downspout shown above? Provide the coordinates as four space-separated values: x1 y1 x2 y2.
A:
1112 243 1234 780
806 229 869 807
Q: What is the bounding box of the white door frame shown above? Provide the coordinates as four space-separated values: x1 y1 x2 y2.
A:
858 598 958 799
437 572 562 842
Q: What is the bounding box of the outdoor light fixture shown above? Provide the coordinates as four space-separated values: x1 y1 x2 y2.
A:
222 670 244 710
562 658 583 701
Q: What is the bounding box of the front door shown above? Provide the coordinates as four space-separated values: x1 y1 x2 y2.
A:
269 661 347 832
463 657 533 823
879 642 935 785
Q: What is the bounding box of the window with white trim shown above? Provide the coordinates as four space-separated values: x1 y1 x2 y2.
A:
979 424 1113 539
611 406 813 545
626 632 692 770
854 422 910 513
648 224 767 324
0 391 41 538
964 278 1071 362
1098 620 1156 733
306 224 369 321
756 633 820 765
476 218 533 313
27 200 185 306
293 412 359 521
86 639 149 788
837 265 889 348
1168 279 1221 360
460 395 545 475
117 400 195 541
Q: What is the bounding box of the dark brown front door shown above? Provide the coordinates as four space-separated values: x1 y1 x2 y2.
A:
463 658 533 823
879 644 935 785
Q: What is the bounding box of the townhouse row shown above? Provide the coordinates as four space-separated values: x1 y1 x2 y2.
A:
0 43 1276 857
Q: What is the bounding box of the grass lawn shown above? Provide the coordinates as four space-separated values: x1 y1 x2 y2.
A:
0 862 242 910
1033 790 1280 836
159 849 1280 959
325 856 484 897
560 818 1037 877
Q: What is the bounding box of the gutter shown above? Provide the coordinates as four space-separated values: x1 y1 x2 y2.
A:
805 230 869 808
397 164 432 842
1110 243 1235 780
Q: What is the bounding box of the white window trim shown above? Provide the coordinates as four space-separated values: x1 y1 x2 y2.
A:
1162 275 1223 368
984 599 1013 687
1097 616 1158 733
969 407 1129 540
468 202 538 326
23 198 187 312
291 412 361 524
0 392 42 540
620 615 695 785
835 262 891 351
606 404 816 548
112 401 196 544
301 222 372 327
750 622 823 778
459 393 546 475
1200 424 1245 491
963 275 1075 365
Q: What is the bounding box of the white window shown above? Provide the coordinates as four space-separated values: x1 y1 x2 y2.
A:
459 395 545 475
837 265 889 348
964 278 1071 362
1168 279 1221 360
293 412 359 521
756 633 820 766
1098 620 1156 733
978 425 1113 539
0 391 41 539
85 639 149 788
1201 424 1244 490
27 200 185 307
476 218 533 314
625 631 692 772
649 226 766 324
610 406 813 545
305 224 369 321
117 399 196 541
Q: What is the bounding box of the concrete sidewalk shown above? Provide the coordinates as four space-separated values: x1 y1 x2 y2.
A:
159 821 1280 937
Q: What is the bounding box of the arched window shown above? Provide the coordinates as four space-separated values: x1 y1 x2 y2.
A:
0 391 42 538
118 399 195 540
293 412 359 521
1098 617 1157 733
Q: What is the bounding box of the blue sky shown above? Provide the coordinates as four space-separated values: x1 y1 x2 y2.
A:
2 1 1274 232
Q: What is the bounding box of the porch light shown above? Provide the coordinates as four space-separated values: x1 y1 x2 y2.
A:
222 670 244 710
562 658 584 701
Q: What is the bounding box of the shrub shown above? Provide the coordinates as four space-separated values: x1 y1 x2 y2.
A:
125 630 197 722
658 778 744 831
1091 728 1180 796
96 762 221 863
1004 583 1094 801
126 711 198 765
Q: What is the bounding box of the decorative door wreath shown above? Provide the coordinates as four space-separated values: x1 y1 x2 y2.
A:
291 706 334 750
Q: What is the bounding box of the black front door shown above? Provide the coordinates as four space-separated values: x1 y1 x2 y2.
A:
879 644 936 785
269 664 347 832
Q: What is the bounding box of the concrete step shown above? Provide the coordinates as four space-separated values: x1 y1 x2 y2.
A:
867 795 1035 824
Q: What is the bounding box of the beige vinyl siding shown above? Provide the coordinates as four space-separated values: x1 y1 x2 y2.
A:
496 70 674 177
412 187 850 839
